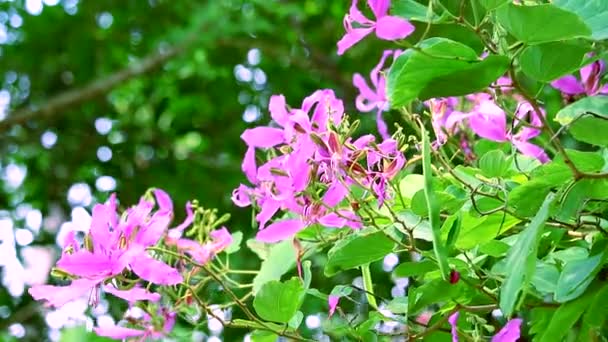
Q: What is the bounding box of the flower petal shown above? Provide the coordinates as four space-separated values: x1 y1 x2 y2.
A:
337 27 374 55
369 0 390 18
551 75 584 95
328 295 340 317
269 94 290 126
94 325 145 339
375 16 415 41
256 219 306 243
29 278 99 308
242 146 258 183
241 127 285 148
448 311 459 342
104 285 161 303
57 250 122 278
491 318 522 342
129 250 183 285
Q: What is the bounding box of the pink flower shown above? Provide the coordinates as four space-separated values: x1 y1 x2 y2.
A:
29 190 188 308
172 227 233 264
353 50 401 139
551 59 608 96
328 295 340 317
448 312 459 342
337 0 415 55
491 318 522 342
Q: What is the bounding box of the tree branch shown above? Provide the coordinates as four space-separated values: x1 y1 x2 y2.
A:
0 35 198 132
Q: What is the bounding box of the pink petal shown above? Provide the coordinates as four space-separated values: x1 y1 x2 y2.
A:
153 189 173 213
376 108 390 139
56 250 121 278
176 238 212 264
168 202 194 239
369 0 390 18
448 311 459 342
269 94 289 126
104 285 161 303
468 101 508 142
129 250 183 285
353 74 381 112
241 127 285 148
29 278 100 308
323 182 348 207
348 0 374 24
491 318 522 342
256 219 306 243
210 227 233 252
551 75 584 95
337 27 374 55
256 198 281 229
231 184 253 207
375 16 415 41
89 202 119 253
513 139 550 163
94 325 145 339
328 295 340 317
242 146 258 183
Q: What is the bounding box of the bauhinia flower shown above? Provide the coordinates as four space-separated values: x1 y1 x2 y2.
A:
352 49 401 139
551 59 608 96
171 227 233 264
337 0 415 55
29 190 189 308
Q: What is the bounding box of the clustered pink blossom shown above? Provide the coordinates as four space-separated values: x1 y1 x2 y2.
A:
551 59 608 96
233 89 406 243
28 189 233 340
427 80 549 163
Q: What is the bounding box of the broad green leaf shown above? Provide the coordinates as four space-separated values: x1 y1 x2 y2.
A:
479 150 511 178
288 311 304 329
508 181 554 217
554 96 608 146
479 240 510 257
455 212 520 249
422 128 449 280
250 330 278 342
496 4 591 44
330 285 353 297
529 307 555 337
538 288 596 342
409 279 468 314
555 250 605 302
252 240 297 294
224 231 243 254
394 260 437 278
399 174 425 200
387 38 509 107
500 193 555 316
578 284 608 341
324 231 395 276
60 326 113 342
554 0 608 40
253 278 305 323
391 0 441 23
531 262 560 294
479 0 510 10
519 41 589 82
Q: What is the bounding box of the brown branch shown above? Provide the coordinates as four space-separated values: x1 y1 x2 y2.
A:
0 34 198 132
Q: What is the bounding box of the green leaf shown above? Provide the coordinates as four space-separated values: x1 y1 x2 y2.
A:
253 278 305 323
531 262 560 294
454 212 520 249
399 174 425 200
578 284 608 341
537 288 596 342
387 297 409 314
496 4 591 44
555 250 605 302
500 193 555 316
519 41 589 82
387 38 509 107
479 0 510 10
60 326 113 342
554 96 608 147
324 231 395 276
554 0 608 40
479 240 510 257
409 279 468 314
479 150 511 178
225 231 243 254
391 0 441 23
330 285 353 297
252 240 297 294
393 259 437 278
250 330 278 342
288 311 304 329
422 128 449 280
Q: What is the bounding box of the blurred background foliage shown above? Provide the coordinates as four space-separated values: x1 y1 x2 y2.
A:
0 0 403 341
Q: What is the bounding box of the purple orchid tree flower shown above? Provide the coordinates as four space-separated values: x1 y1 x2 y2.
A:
29 190 189 308
328 295 340 317
170 227 233 265
353 49 401 139
551 59 608 96
448 311 459 342
337 0 415 55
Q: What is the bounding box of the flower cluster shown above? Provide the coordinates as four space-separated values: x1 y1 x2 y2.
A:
29 189 232 340
233 89 406 242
